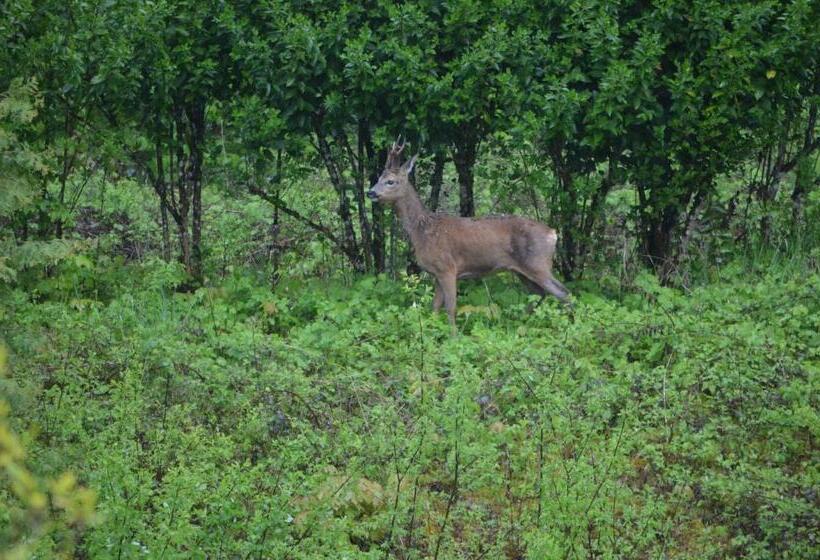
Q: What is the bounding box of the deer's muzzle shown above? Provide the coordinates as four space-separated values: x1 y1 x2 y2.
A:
367 189 379 201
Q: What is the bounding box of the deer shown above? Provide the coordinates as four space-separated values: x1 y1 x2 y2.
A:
367 139 570 334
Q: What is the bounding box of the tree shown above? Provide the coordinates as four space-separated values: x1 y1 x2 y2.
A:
511 0 624 278
515 0 819 278
121 0 241 285
0 79 78 284
0 0 139 241
423 0 531 217
604 0 819 274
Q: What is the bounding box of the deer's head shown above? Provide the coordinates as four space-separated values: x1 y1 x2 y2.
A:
368 137 418 205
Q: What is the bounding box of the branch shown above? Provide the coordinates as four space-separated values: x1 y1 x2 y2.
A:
152 182 182 225
777 137 819 176
332 128 359 172
247 183 357 261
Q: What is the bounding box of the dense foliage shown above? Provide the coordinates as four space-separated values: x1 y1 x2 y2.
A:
2 254 818 558
1 0 819 558
1 0 817 281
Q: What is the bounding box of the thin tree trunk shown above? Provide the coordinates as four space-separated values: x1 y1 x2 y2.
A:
792 102 818 228
271 202 280 289
549 142 578 279
188 101 205 285
575 161 614 275
758 141 786 244
159 201 171 262
366 141 386 272
452 138 477 217
271 151 283 289
56 155 67 238
643 204 680 279
390 211 397 279
427 149 446 211
353 122 373 271
55 116 76 239
790 154 816 231
173 107 192 275
314 121 363 271
155 139 172 262
37 182 50 239
178 214 191 272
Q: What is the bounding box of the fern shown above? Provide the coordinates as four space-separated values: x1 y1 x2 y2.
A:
11 239 79 269
0 78 73 285
0 78 48 217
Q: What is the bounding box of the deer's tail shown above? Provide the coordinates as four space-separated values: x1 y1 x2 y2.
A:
545 228 558 251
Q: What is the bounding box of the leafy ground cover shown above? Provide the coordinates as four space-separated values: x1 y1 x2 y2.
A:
2 257 817 558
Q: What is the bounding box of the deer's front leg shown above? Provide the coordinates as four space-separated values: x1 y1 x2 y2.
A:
438 273 458 335
432 280 444 312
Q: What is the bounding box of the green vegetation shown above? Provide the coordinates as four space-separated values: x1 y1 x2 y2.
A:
1 0 818 558
2 252 818 558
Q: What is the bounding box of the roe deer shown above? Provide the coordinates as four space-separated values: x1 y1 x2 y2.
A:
368 139 570 333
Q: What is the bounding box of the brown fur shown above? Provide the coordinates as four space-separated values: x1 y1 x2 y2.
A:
368 141 569 333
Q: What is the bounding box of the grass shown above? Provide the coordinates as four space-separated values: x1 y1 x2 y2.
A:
1 256 818 558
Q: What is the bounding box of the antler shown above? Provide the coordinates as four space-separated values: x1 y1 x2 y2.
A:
385 135 407 170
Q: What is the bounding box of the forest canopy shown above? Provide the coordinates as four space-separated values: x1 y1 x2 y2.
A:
2 0 817 282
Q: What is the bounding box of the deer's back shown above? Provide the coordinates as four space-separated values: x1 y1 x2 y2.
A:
415 214 556 277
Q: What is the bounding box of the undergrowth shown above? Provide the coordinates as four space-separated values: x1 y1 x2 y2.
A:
1 257 818 559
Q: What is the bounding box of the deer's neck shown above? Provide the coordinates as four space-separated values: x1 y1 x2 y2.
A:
395 186 431 246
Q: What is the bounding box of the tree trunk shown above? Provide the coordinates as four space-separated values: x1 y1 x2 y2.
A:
37 182 50 239
155 139 172 262
792 102 818 229
548 142 578 279
188 101 205 285
642 204 680 278
427 149 446 211
173 107 192 275
790 156 815 231
452 138 477 217
338 187 359 270
558 190 577 279
270 151 283 289
367 143 387 273
159 199 171 262
557 210 577 281
271 203 281 289
54 116 76 239
389 212 398 279
352 122 373 272
575 162 614 275
178 212 191 272
56 164 67 238
314 121 363 271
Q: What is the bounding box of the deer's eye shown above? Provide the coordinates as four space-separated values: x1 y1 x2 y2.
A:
386 180 395 185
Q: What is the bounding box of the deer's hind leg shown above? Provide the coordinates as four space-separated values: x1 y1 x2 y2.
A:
544 275 569 300
515 272 547 312
517 265 570 304
516 272 545 296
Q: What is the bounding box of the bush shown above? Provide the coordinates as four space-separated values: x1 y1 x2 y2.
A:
1 261 817 558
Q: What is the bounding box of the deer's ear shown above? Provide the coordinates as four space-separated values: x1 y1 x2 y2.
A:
403 154 418 175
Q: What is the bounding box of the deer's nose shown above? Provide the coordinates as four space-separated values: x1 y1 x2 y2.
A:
367 189 378 200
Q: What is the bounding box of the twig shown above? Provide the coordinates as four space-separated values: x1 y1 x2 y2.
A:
584 416 627 517
433 417 461 560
